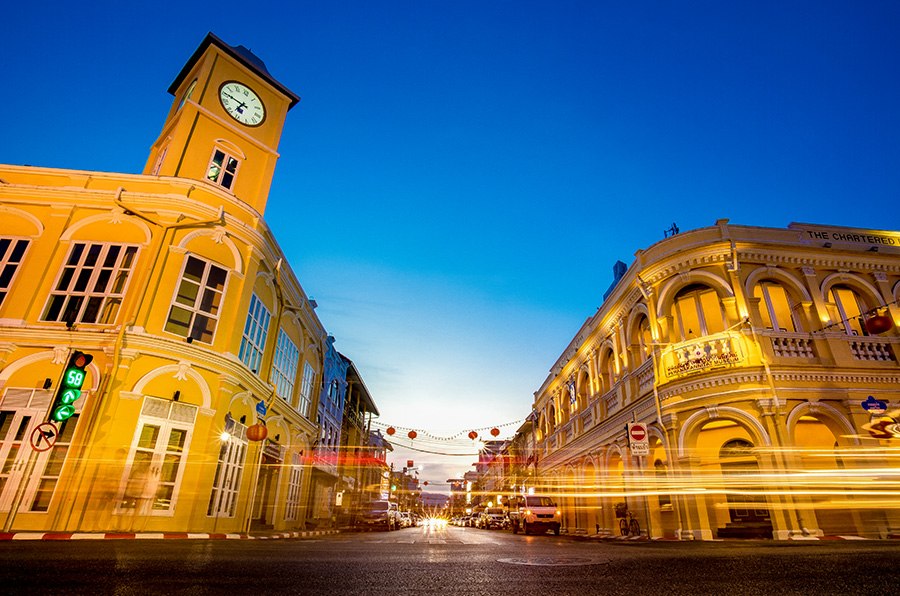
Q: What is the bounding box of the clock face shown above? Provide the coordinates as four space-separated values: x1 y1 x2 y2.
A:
219 81 266 126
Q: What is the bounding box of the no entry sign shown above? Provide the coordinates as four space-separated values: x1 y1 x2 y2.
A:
629 423 647 442
627 422 649 456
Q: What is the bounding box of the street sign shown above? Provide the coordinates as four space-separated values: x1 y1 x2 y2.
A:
629 424 647 442
255 400 267 417
627 423 650 456
30 422 59 452
861 395 888 414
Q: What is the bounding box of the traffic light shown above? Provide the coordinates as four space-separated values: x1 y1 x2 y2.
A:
50 350 93 423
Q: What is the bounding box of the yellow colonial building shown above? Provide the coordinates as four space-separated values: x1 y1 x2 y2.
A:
532 220 900 540
0 34 332 534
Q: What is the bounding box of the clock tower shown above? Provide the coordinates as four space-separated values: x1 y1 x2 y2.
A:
144 33 300 214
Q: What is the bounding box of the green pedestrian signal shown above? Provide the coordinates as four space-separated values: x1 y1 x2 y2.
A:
50 351 93 423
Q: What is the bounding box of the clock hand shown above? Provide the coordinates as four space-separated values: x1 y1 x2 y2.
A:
223 92 248 109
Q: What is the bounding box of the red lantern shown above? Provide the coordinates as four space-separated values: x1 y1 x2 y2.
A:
246 423 268 442
423 481 429 486
386 426 396 436
865 314 893 335
408 430 417 439
490 427 500 437
468 431 478 440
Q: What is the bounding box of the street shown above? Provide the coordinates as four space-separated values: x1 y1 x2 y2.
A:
1 524 898 595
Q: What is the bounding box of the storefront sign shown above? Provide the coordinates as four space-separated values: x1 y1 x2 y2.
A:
665 335 743 378
797 226 899 247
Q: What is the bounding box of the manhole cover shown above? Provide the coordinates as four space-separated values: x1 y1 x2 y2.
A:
497 556 605 567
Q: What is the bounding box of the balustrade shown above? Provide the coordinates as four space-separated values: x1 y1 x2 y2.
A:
848 337 896 362
602 387 619 414
769 333 816 358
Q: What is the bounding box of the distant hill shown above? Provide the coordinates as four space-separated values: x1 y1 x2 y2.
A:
421 492 449 507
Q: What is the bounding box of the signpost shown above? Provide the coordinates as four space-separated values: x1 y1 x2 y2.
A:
627 422 650 456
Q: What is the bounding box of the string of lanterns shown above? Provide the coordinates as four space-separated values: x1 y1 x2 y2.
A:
376 418 525 442
812 298 897 335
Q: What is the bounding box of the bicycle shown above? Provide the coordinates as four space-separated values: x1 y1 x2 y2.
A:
619 510 641 537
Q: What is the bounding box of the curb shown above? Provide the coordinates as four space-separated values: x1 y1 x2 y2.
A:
0 530 339 541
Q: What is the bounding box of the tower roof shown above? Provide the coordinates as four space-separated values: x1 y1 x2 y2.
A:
168 32 300 109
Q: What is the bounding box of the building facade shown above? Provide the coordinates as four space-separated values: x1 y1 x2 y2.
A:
532 220 899 540
335 356 380 526
0 34 335 534
306 336 349 527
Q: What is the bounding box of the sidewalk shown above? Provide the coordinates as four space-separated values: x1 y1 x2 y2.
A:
0 529 339 541
569 532 878 542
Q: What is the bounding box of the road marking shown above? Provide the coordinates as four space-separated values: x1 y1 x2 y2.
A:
497 557 607 567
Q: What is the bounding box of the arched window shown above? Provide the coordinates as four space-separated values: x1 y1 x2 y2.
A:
673 284 726 341
576 370 591 410
720 438 754 458
637 316 653 362
754 281 802 332
598 348 616 393
830 284 870 336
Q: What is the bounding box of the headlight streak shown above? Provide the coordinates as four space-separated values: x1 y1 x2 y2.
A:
473 442 900 515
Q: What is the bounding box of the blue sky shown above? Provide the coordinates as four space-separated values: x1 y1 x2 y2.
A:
5 1 900 487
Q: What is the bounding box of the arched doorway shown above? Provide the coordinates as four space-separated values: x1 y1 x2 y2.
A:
717 438 772 538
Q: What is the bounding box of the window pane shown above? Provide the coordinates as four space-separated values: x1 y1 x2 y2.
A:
56 268 74 291
0 264 15 287
30 479 57 512
675 295 702 340
66 244 84 266
137 425 161 449
43 444 68 477
103 245 121 267
699 289 725 334
10 240 27 261
82 297 102 324
159 454 180 483
183 257 205 283
83 244 101 267
93 268 111 292
767 283 796 332
175 280 200 306
207 267 227 291
167 428 187 453
165 306 192 335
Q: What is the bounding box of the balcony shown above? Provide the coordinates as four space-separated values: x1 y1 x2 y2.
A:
766 331 816 358
660 331 746 381
634 358 654 394
602 387 619 414
847 336 896 362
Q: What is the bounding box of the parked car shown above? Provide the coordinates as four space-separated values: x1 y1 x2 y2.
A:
479 507 508 529
357 500 400 531
398 511 412 528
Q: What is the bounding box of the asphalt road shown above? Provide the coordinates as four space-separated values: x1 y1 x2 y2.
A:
2 524 898 595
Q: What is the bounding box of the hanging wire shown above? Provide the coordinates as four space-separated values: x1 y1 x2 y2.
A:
810 298 898 334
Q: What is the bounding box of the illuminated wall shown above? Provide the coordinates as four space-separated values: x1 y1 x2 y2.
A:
529 220 900 540
0 34 330 534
